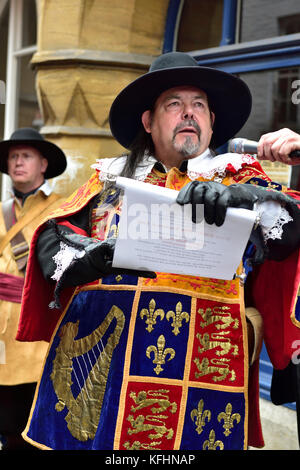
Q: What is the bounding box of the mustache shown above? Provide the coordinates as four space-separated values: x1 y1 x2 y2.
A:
173 119 201 138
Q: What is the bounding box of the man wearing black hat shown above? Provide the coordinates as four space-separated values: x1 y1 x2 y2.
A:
17 53 300 450
0 128 67 450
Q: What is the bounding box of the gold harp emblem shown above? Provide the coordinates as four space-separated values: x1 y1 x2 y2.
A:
50 305 125 442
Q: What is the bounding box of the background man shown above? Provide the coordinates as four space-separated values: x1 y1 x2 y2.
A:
17 53 300 450
0 127 66 450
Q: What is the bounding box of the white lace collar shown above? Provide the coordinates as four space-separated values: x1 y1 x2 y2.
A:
91 150 256 182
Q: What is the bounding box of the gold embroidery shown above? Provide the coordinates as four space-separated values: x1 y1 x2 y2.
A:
198 306 239 330
129 390 177 414
142 272 240 299
140 299 164 332
190 399 211 435
127 414 174 440
123 440 162 450
51 305 125 441
218 403 241 436
124 388 177 449
166 302 190 335
203 430 224 450
109 223 119 238
196 332 239 356
146 335 175 375
194 357 236 382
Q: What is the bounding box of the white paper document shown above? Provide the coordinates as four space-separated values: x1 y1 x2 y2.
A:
112 177 257 280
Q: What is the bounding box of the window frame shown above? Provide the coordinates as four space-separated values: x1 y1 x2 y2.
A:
2 0 37 199
164 0 300 73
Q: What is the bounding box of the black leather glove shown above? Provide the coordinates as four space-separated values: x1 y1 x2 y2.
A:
176 181 300 263
56 232 156 288
176 181 297 225
47 229 156 309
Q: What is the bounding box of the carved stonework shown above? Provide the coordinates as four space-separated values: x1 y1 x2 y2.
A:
33 0 169 196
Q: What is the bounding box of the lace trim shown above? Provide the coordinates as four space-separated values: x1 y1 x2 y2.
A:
91 155 157 182
262 207 293 241
187 154 255 181
51 242 85 282
91 153 256 183
255 201 293 241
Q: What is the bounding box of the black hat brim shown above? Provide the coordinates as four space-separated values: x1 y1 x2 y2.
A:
0 139 67 179
109 65 252 149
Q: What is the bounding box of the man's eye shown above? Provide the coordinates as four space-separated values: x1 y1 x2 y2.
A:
168 101 180 107
194 101 204 107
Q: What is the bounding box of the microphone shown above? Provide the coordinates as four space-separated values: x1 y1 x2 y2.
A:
229 137 300 158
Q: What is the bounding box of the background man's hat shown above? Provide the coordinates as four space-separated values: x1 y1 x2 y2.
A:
0 127 67 178
109 51 252 150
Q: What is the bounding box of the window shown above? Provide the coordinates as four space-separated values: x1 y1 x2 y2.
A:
279 13 300 36
1 0 38 198
17 0 40 130
273 68 300 129
240 0 300 42
177 0 223 52
238 67 300 186
0 2 8 141
4 0 38 138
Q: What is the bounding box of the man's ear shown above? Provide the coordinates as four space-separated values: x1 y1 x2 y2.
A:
41 157 48 174
141 110 152 133
210 111 215 128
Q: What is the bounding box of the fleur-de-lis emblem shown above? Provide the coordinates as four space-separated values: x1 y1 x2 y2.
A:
166 302 189 335
146 335 175 375
203 430 224 450
217 403 241 436
190 399 211 434
140 299 164 332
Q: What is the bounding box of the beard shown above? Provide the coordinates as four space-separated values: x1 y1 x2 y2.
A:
173 135 201 157
172 119 201 157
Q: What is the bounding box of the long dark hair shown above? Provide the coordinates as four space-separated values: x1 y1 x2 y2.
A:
98 127 155 200
119 128 155 179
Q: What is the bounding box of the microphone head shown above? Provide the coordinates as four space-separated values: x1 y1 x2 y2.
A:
228 138 244 153
228 138 258 154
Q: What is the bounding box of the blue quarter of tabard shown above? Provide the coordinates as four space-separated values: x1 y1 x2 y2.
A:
130 291 191 379
180 387 245 450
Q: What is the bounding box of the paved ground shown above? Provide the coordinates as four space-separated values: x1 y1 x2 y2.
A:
250 398 299 450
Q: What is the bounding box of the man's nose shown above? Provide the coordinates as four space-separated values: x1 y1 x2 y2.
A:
14 155 24 165
182 104 194 120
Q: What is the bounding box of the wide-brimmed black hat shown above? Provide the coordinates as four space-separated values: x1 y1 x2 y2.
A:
0 127 67 178
109 51 252 149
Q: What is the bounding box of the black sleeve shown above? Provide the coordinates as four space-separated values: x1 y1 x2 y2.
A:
36 200 92 282
266 202 300 261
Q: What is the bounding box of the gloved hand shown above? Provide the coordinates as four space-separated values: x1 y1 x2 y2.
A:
49 231 156 309
176 181 297 225
176 181 300 263
57 232 156 288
